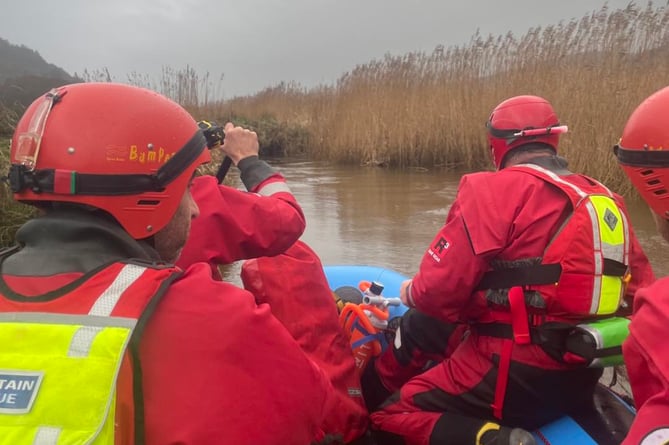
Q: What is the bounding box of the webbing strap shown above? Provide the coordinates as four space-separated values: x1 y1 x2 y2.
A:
477 259 627 291
509 288 531 345
491 286 529 419
492 339 512 420
476 264 561 290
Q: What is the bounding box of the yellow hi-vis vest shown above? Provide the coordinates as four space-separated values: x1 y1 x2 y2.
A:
0 261 179 445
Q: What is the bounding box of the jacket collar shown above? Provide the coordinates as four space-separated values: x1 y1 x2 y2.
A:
518 155 572 175
2 209 161 276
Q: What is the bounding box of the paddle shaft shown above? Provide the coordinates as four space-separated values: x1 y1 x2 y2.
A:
216 156 233 184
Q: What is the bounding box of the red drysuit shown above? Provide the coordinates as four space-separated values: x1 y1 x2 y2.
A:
177 171 305 279
179 160 367 442
369 157 655 445
622 278 669 445
242 240 370 443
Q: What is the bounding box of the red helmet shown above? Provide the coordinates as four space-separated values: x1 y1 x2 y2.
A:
486 95 568 169
9 83 211 239
615 86 669 218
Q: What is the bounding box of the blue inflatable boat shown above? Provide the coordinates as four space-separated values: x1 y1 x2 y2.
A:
323 264 635 445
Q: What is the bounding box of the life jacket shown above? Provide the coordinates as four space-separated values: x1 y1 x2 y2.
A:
479 163 631 318
474 164 631 419
0 259 180 445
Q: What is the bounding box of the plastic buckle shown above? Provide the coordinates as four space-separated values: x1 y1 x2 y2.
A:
8 164 28 193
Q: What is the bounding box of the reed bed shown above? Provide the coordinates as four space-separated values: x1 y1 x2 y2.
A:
217 2 669 195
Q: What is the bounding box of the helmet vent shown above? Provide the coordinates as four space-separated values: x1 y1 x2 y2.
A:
137 199 160 206
640 169 654 176
652 189 667 196
647 179 661 186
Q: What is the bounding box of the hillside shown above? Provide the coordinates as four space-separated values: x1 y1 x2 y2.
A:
0 37 78 108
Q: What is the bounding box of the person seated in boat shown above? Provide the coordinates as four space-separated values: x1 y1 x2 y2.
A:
176 121 306 280
614 86 669 445
362 95 655 445
0 83 338 444
176 124 369 443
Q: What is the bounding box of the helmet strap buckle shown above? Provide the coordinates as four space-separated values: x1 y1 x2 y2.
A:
8 164 29 193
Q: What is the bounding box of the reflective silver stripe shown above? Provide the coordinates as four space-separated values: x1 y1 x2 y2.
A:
394 325 403 349
67 264 146 357
68 326 103 358
621 210 631 265
603 241 624 262
33 426 61 445
256 181 291 197
585 200 604 314
0 313 136 328
406 282 416 308
89 264 146 316
518 164 587 198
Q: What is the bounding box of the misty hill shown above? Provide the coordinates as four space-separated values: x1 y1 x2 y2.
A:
0 37 78 107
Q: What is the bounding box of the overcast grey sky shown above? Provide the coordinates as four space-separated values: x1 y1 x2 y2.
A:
0 0 651 97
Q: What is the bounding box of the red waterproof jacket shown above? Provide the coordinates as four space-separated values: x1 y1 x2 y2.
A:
622 278 669 445
1 210 332 445
179 162 368 442
177 169 305 279
409 159 654 370
241 241 370 443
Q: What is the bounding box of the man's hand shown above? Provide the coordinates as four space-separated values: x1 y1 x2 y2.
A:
221 122 259 165
400 279 413 307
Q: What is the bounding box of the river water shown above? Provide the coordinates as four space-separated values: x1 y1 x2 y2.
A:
223 157 669 283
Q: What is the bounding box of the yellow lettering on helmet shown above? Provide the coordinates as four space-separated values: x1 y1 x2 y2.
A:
125 146 173 165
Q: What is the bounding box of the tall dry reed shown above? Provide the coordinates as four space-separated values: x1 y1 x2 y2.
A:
216 2 669 195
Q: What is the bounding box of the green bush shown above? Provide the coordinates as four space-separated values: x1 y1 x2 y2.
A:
205 114 312 158
0 103 19 138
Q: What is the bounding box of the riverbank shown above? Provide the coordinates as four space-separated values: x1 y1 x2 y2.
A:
214 3 669 197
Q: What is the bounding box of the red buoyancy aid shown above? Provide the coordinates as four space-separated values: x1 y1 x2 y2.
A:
479 164 631 318
0 260 179 317
0 260 181 444
241 241 369 444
